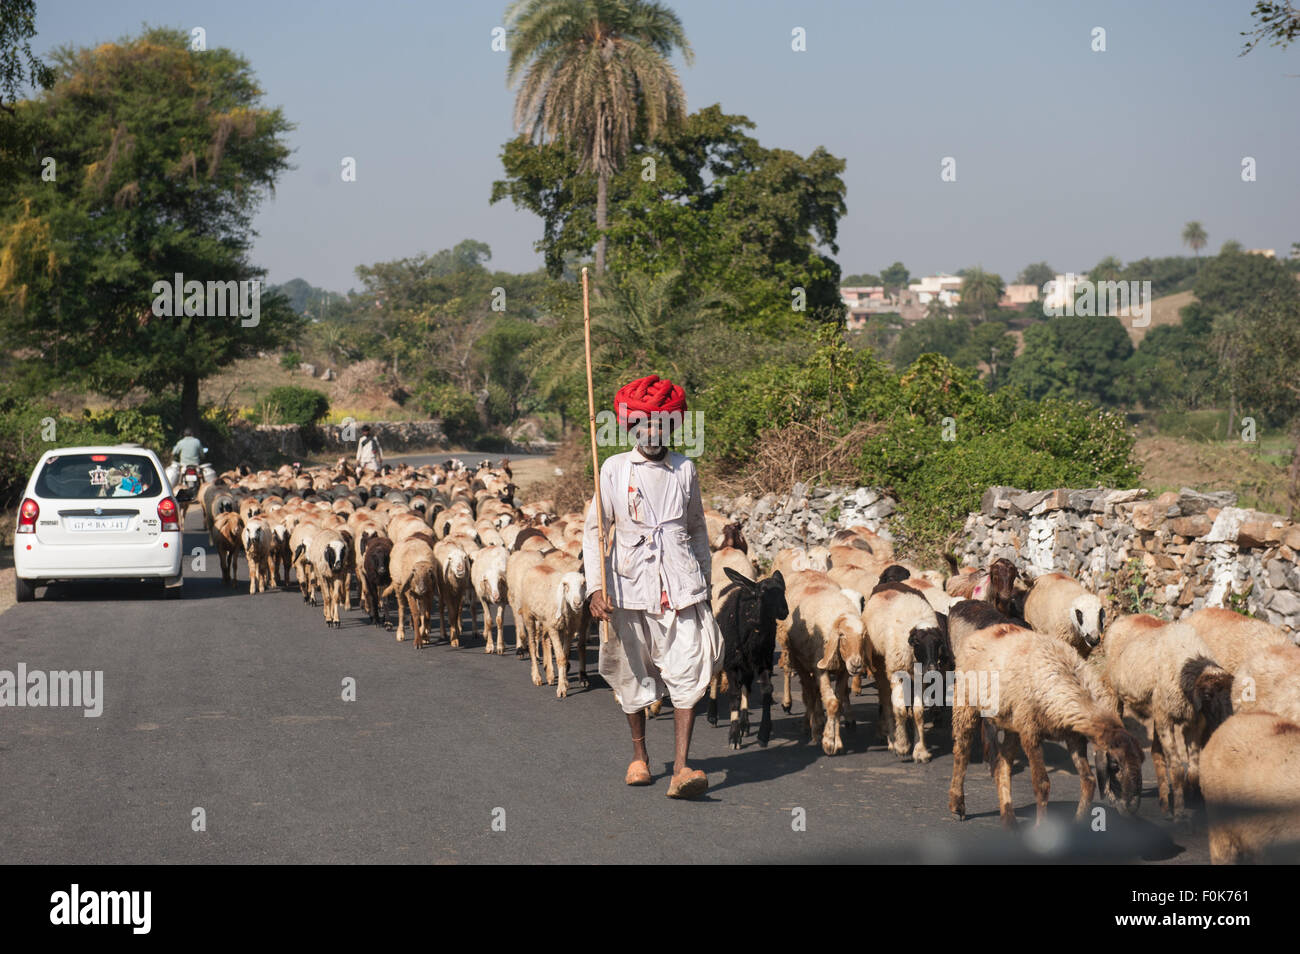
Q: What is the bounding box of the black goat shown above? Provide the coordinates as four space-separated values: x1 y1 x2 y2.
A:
708 567 790 749
362 536 394 626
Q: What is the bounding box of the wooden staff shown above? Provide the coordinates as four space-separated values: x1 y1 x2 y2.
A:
582 267 611 643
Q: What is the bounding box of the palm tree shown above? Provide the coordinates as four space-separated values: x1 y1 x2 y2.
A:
959 267 1004 323
506 0 692 276
1183 221 1208 265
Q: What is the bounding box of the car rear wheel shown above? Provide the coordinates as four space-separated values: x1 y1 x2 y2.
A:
15 575 37 602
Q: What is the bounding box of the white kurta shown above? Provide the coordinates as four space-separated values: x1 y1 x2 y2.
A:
582 450 723 712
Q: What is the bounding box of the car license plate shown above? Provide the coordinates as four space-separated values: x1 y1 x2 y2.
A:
67 517 130 532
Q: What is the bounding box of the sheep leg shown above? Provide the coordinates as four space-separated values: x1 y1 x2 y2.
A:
756 669 775 747
1021 731 1051 826
1067 734 1096 821
450 595 462 647
706 675 719 727
727 672 744 750
394 584 406 642
872 667 897 749
740 683 751 737
948 705 978 820
528 624 546 687
550 628 569 699
851 672 862 696
910 701 932 763
1149 722 1171 818
994 731 1019 829
438 587 449 644
836 676 855 731
575 621 589 685
1158 720 1190 822
797 669 820 742
1182 722 1204 806
817 670 844 756
481 598 494 653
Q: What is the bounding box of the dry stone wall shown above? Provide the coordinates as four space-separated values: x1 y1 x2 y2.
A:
708 481 1300 636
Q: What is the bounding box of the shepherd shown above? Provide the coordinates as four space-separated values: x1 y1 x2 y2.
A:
583 373 724 799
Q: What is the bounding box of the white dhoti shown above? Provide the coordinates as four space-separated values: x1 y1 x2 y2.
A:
600 601 724 714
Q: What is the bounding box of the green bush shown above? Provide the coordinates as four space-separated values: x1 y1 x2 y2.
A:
0 390 166 506
701 339 1141 560
256 386 330 427
420 383 479 444
280 351 302 371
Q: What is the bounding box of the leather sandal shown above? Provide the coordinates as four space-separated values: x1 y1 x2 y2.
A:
666 768 708 799
625 759 652 786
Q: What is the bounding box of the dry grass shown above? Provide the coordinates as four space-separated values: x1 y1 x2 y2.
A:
1125 290 1196 347
1135 434 1298 517
528 433 595 515
715 417 886 498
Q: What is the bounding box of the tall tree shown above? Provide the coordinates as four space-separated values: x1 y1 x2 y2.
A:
0 27 297 430
1182 221 1208 264
505 0 692 277
1016 261 1055 290
957 267 1004 323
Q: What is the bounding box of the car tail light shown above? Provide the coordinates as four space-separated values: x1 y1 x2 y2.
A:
158 497 180 532
17 498 38 534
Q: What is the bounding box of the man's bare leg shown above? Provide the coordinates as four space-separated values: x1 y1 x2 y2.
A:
672 704 696 776
627 710 648 765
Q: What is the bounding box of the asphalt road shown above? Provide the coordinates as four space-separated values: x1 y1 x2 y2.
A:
0 510 1212 864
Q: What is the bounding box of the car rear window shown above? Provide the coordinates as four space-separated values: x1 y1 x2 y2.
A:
35 453 162 500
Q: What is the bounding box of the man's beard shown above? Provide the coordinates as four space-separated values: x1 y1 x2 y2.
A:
636 441 668 460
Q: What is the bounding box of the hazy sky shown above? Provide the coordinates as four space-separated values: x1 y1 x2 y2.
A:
31 0 1300 292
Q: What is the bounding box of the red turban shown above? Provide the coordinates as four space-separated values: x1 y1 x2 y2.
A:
614 374 686 425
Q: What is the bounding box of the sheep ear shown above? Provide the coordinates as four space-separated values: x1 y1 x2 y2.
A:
724 566 755 589
772 570 785 587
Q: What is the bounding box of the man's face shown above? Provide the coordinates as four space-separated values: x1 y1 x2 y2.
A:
633 415 672 453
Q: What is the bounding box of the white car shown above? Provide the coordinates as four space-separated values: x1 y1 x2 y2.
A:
13 445 184 602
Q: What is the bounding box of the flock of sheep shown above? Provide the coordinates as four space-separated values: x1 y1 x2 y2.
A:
191 459 1299 864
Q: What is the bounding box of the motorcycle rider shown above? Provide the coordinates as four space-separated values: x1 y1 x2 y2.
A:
172 428 207 467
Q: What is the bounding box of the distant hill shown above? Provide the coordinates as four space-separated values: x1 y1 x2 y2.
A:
267 279 348 319
1126 290 1196 347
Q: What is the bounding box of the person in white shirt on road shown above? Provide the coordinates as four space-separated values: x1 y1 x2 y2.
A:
583 375 723 799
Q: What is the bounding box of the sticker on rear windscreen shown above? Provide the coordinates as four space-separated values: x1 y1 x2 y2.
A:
88 465 109 486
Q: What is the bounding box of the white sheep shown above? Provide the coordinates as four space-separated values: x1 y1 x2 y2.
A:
519 563 587 698
1023 572 1106 657
471 545 511 655
776 577 867 756
863 582 950 763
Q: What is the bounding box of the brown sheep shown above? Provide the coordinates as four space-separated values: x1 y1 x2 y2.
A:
212 512 244 588
776 580 867 756
1181 607 1291 675
947 600 1145 828
1234 642 1300 723
433 538 472 648
1023 572 1106 658
388 536 437 647
1104 614 1234 820
1200 711 1300 864
945 556 1023 618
